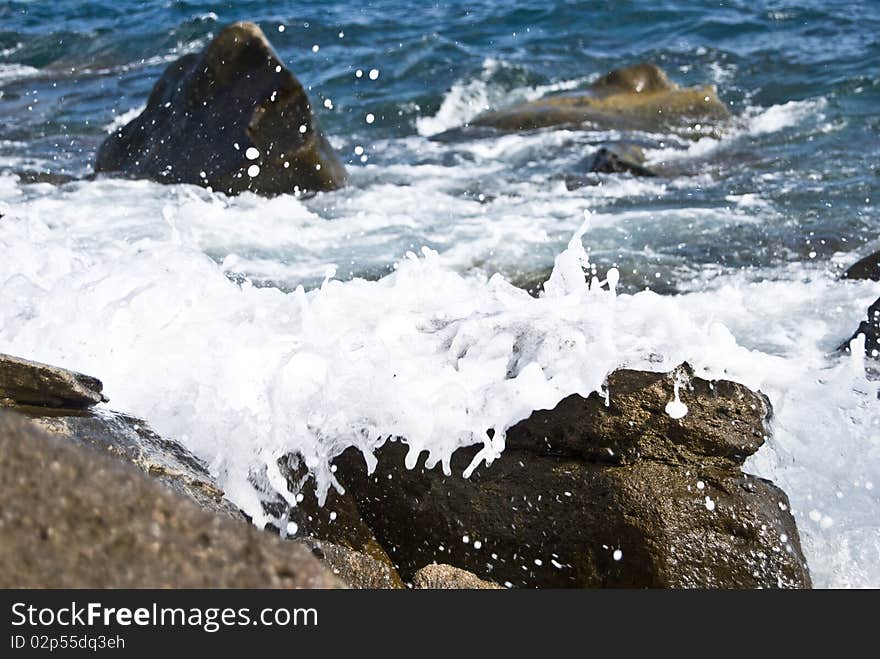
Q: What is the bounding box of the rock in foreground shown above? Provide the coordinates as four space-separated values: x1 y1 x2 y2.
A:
1 353 402 588
0 410 343 588
95 21 346 196
334 365 811 589
1 352 107 408
472 63 729 136
412 564 502 589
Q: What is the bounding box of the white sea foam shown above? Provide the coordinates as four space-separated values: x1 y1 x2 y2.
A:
104 104 146 132
416 58 589 136
0 171 878 587
644 97 828 164
0 63 40 85
745 97 827 135
0 43 23 57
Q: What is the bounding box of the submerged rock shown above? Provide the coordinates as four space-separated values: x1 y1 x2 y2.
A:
0 352 107 408
0 410 344 588
412 564 502 589
586 145 656 177
95 21 346 196
334 365 811 589
14 170 80 186
472 62 729 136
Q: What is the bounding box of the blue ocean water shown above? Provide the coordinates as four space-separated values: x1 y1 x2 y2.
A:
1 0 878 288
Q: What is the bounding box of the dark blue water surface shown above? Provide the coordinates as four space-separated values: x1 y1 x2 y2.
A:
1 0 879 288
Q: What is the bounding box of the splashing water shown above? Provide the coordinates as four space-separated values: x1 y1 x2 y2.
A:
2 174 880 588
664 376 689 420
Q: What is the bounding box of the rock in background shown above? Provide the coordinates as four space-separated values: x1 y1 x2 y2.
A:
472 62 729 136
95 21 346 196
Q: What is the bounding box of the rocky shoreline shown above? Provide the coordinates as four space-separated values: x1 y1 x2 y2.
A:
0 352 811 588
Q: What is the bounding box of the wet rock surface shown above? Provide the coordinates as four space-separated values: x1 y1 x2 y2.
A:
95 21 346 196
23 406 240 518
0 353 399 588
303 539 404 589
472 63 729 136
0 410 344 588
412 564 502 589
1 352 107 408
334 365 811 588
586 145 656 177
257 451 406 586
1 353 811 589
843 250 880 281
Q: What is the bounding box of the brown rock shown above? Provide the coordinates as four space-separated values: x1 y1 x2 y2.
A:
21 406 241 519
472 62 729 136
590 62 676 96
0 410 344 588
333 365 811 589
412 564 502 589
0 353 106 408
95 22 346 196
302 539 405 589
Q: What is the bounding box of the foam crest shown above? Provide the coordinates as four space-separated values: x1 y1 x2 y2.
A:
416 58 587 136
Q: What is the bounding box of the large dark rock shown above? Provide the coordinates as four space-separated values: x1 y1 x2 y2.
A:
0 410 344 588
847 296 880 357
334 365 811 589
472 63 729 136
842 250 880 357
95 21 346 196
0 352 107 408
843 250 880 281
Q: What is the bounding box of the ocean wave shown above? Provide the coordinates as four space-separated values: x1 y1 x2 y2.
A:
745 97 828 135
104 104 146 132
644 97 829 163
0 63 41 85
415 58 590 136
1 180 879 586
